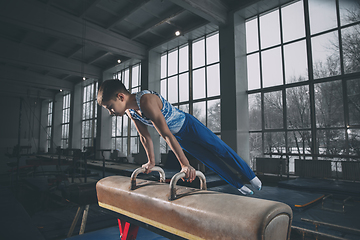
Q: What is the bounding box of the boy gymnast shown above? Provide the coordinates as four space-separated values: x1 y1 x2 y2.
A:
97 79 262 195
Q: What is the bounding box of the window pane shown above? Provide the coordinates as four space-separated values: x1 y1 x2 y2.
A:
161 54 167 79
168 49 178 76
315 80 344 128
123 69 129 88
160 137 167 154
132 65 139 88
260 9 280 49
207 99 221 132
339 0 360 26
281 0 305 42
66 108 70 122
112 117 116 137
248 93 262 131
112 138 116 150
309 0 337 34
179 45 188 73
347 79 360 125
247 53 260 90
179 104 189 113
348 129 360 155
312 31 340 79
123 117 128 137
284 40 308 83
206 33 219 64
246 18 259 53
193 101 206 126
192 38 205 68
116 116 122 136
116 138 122 152
342 24 360 74
161 79 167 99
83 87 87 102
262 47 283 88
193 68 205 100
94 119 97 138
286 85 311 129
287 130 312 155
179 73 189 102
130 137 139 154
47 114 51 126
207 64 220 97
168 76 178 103
81 122 85 138
123 139 127 155
250 133 262 164
264 91 283 129
317 129 346 155
264 132 286 154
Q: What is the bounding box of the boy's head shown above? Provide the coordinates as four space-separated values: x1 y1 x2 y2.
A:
97 79 129 106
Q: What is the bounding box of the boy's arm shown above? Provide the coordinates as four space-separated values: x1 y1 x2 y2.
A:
126 110 156 172
139 94 196 182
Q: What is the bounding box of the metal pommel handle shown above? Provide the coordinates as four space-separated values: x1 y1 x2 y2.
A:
169 171 207 201
130 166 166 190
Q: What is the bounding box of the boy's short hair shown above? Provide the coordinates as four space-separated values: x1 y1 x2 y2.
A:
97 79 129 105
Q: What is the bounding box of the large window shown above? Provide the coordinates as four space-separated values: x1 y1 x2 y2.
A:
246 0 360 170
61 93 71 148
82 81 98 149
112 64 141 155
46 101 53 152
160 32 221 153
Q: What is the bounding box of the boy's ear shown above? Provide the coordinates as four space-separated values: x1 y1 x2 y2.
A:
117 93 125 101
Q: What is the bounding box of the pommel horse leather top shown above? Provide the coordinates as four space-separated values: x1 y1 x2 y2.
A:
96 167 292 240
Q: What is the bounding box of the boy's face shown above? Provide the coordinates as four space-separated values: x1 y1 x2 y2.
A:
102 93 126 116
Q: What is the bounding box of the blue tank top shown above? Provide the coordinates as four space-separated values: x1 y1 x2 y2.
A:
128 90 186 134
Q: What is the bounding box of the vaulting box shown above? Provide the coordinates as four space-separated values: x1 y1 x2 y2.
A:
96 175 292 240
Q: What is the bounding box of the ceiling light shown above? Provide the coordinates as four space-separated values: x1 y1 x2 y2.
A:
175 31 181 36
60 89 63 92
83 77 86 80
117 59 121 63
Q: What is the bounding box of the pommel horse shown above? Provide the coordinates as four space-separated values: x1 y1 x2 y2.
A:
96 167 292 240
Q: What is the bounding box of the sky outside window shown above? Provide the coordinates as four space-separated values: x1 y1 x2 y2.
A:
247 53 260 90
309 0 337 34
206 33 219 65
262 47 283 88
281 0 305 42
284 40 308 83
168 50 178 76
246 18 258 53
179 45 188 73
192 39 205 68
260 9 280 49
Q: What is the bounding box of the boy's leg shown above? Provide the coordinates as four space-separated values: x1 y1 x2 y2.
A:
185 114 256 180
175 114 260 191
178 139 246 189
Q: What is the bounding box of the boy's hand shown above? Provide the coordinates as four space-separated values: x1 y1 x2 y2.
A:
181 165 196 182
142 162 155 174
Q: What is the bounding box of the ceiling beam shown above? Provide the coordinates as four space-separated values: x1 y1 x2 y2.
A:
87 52 112 65
67 45 84 59
0 82 55 99
130 8 185 40
78 0 102 18
0 64 73 91
106 0 152 30
0 0 147 60
0 38 102 79
169 0 228 25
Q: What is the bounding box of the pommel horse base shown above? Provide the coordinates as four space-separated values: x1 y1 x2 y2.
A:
96 167 293 240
